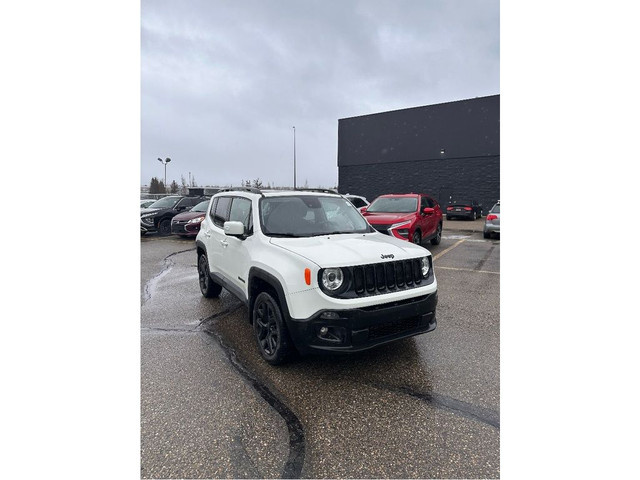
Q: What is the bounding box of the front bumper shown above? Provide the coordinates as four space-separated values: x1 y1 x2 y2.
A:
286 291 437 354
171 220 201 236
140 222 157 233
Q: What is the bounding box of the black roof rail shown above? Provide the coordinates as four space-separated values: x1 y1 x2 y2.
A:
217 186 264 196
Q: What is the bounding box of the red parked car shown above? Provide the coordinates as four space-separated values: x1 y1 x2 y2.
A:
170 200 210 237
362 193 443 245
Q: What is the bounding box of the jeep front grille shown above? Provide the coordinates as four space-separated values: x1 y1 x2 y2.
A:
350 258 425 297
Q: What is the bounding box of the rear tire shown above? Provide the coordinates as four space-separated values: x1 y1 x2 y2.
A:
198 253 222 298
483 231 491 239
253 291 294 365
430 223 442 245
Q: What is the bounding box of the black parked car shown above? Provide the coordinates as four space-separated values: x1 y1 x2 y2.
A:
141 196 208 235
446 200 483 220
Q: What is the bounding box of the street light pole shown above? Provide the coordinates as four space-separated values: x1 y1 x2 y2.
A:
292 126 296 189
157 157 172 189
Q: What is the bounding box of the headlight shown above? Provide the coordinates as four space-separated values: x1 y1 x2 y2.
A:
421 257 430 277
187 215 205 224
141 213 156 219
321 268 344 291
390 220 411 229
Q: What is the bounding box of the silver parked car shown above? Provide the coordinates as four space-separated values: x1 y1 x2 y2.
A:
483 201 500 238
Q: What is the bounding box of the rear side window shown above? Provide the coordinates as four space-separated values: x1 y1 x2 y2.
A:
213 197 232 227
209 198 218 218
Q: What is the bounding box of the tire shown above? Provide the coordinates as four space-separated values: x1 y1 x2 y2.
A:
198 253 222 298
411 231 421 245
483 231 491 239
253 291 294 365
158 218 171 236
446 215 452 221
430 223 442 245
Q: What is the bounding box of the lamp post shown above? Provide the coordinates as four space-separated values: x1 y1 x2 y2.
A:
157 157 171 188
292 126 296 189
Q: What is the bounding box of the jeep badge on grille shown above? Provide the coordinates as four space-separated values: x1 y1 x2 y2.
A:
381 254 395 259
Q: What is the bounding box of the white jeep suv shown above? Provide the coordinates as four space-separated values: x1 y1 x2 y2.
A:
196 187 438 365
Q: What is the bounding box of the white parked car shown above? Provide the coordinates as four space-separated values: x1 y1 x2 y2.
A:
196 187 438 365
344 194 370 211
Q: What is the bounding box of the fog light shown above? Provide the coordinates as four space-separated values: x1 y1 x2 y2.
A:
320 311 340 320
319 326 329 335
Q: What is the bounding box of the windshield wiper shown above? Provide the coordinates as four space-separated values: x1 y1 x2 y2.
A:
310 231 349 236
268 233 304 238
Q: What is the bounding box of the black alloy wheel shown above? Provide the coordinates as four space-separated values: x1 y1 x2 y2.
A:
198 254 222 298
412 231 421 245
158 218 171 235
430 223 442 245
253 291 293 365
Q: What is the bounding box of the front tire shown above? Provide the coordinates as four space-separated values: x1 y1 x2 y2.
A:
198 253 222 298
158 218 171 236
430 223 442 245
253 291 294 365
411 231 421 245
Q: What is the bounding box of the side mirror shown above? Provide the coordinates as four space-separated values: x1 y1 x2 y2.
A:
422 207 435 215
224 220 245 237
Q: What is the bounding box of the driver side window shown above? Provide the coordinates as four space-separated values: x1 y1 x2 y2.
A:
229 197 253 234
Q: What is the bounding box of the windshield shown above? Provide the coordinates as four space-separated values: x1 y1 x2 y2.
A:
149 197 181 209
367 196 417 213
190 200 209 212
260 195 372 237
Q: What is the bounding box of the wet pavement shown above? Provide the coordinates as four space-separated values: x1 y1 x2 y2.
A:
140 219 499 478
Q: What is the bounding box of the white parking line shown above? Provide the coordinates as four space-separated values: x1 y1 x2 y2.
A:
433 238 466 261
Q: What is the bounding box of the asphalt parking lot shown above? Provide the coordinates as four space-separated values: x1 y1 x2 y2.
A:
140 217 499 478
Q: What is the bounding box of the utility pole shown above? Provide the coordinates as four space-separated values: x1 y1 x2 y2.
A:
293 126 296 189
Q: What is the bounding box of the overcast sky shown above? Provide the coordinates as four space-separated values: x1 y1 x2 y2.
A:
141 0 499 189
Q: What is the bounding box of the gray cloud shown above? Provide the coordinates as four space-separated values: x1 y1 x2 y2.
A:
141 0 499 189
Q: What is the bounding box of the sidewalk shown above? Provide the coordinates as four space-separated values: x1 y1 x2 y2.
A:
443 217 484 233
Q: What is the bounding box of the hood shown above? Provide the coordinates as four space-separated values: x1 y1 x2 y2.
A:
141 207 162 215
269 233 430 268
172 211 206 221
362 212 414 225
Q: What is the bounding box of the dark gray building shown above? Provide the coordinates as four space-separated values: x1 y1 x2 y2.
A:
337 94 499 213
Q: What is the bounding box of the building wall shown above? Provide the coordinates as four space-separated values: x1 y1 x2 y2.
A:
339 155 499 213
337 95 500 213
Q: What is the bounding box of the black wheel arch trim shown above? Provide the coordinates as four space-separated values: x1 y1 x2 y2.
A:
248 267 292 324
